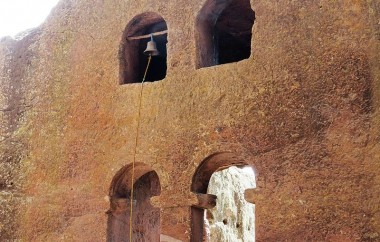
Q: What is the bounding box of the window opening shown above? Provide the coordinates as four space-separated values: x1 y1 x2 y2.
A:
206 166 255 242
120 12 168 84
107 163 161 241
191 153 256 242
196 0 255 68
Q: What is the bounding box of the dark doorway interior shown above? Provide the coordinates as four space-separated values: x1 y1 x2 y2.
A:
107 164 161 242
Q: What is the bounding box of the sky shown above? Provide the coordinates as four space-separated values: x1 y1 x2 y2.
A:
0 0 60 38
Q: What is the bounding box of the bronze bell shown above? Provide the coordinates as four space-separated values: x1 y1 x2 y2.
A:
144 34 160 56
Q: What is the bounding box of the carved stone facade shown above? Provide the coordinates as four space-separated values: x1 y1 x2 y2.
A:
0 0 379 241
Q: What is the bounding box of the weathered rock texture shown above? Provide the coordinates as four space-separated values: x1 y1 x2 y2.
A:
206 166 255 242
0 0 379 241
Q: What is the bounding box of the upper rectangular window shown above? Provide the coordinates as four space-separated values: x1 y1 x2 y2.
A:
196 0 255 68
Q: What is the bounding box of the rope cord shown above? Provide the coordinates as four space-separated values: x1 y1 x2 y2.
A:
129 54 152 242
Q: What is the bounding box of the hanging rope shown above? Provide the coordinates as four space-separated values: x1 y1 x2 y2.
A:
129 54 152 242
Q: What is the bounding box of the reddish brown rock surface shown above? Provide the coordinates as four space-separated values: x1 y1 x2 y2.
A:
0 0 379 241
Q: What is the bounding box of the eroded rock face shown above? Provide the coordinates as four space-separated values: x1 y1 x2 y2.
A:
0 30 41 241
0 0 379 241
206 166 255 242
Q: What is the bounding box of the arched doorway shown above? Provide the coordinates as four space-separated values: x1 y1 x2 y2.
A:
120 12 168 84
191 152 256 241
107 163 161 242
195 0 255 68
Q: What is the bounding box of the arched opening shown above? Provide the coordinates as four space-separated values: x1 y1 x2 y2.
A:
206 166 255 241
107 163 161 242
196 0 255 68
120 12 168 84
191 153 256 241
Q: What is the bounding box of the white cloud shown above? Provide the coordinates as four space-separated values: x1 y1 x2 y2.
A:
0 0 60 38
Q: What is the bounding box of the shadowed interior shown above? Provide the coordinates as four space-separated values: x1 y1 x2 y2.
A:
196 0 255 68
107 164 161 242
120 12 168 84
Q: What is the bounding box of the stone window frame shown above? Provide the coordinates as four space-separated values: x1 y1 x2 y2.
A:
119 12 168 84
195 0 255 69
190 152 256 241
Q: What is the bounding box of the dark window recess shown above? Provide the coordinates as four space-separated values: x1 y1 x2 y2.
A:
196 0 255 68
120 12 168 84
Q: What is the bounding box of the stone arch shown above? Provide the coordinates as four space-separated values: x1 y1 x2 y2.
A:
195 0 255 68
107 162 161 242
119 12 168 84
190 152 256 241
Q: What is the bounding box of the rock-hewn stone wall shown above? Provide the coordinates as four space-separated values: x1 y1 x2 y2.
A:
0 0 379 241
0 30 42 240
